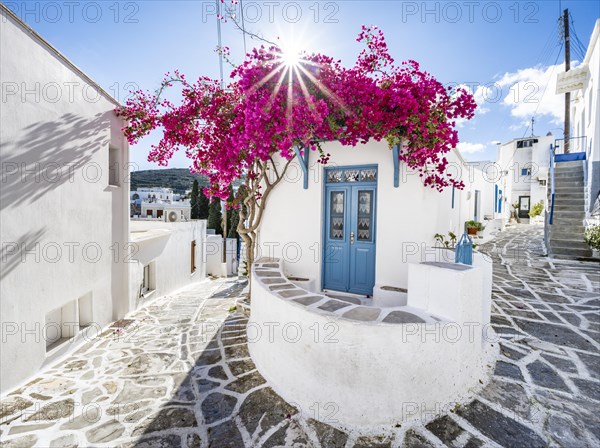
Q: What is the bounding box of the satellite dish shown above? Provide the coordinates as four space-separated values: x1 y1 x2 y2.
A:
168 211 178 222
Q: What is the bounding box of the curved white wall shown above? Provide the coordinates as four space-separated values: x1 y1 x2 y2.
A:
248 259 496 430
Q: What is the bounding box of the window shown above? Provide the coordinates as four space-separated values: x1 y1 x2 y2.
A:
191 240 197 273
108 146 120 186
142 263 154 295
45 300 78 352
539 179 547 186
516 139 538 148
329 191 345 240
147 209 153 216
521 168 531 176
78 293 93 329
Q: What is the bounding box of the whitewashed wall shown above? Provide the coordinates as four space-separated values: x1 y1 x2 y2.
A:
258 140 475 291
129 220 207 309
496 135 553 220
0 6 129 393
571 19 599 214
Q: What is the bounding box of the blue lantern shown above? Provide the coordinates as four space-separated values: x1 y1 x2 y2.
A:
455 232 473 265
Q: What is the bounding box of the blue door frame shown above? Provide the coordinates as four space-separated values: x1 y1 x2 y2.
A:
323 166 377 296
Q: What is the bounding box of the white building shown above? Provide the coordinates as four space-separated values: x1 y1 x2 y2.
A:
0 5 130 392
129 220 207 309
131 187 178 202
131 187 192 220
495 134 554 222
250 139 495 427
0 5 208 394
465 161 500 224
569 19 599 217
258 139 487 296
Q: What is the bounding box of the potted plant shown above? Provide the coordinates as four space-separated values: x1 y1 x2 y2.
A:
528 200 544 224
434 231 458 248
511 202 521 223
584 224 600 258
465 220 483 236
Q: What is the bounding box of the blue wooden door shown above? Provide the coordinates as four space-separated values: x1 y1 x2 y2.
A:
323 167 377 296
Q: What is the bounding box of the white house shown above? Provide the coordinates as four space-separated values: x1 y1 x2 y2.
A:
129 220 207 310
257 139 484 296
0 5 130 393
495 134 554 222
249 139 496 428
465 160 501 225
131 187 192 220
569 19 599 217
0 5 209 394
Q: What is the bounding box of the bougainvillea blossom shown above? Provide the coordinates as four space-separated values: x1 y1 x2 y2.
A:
116 26 476 199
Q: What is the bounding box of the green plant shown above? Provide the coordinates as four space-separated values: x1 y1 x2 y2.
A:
465 220 484 231
434 231 459 248
528 200 544 218
584 225 600 250
448 231 457 246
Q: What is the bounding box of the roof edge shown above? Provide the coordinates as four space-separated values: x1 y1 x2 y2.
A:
1 3 122 108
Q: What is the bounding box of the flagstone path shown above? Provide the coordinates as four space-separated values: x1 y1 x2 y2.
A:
1 225 598 447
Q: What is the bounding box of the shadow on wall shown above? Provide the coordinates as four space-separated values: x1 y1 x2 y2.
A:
0 112 111 211
0 227 47 281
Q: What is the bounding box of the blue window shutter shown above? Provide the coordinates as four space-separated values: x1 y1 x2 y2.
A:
494 185 498 213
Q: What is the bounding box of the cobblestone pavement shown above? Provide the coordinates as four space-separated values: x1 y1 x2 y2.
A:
1 225 599 447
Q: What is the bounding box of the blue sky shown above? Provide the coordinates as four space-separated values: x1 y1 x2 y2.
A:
6 0 600 169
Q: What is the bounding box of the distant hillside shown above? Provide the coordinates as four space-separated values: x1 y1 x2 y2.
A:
130 169 209 194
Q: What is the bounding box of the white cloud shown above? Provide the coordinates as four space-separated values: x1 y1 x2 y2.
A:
496 62 576 125
457 142 486 154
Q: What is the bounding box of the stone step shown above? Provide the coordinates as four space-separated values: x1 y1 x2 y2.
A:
550 246 593 258
549 225 585 234
549 238 589 249
554 161 584 169
552 209 586 216
552 197 585 203
554 187 585 194
551 204 585 211
554 181 585 187
554 165 583 175
554 169 584 176
551 217 585 226
552 203 585 210
551 193 585 200
549 229 583 241
553 207 586 214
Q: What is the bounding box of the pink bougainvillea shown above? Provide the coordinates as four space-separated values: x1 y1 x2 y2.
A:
116 26 476 199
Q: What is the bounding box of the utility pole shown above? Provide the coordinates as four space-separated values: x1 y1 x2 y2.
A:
563 8 571 153
216 0 228 275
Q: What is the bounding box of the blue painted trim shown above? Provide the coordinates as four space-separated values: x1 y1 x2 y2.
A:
555 152 586 162
392 144 400 188
293 145 309 189
494 185 498 213
498 189 503 213
549 192 555 225
451 186 455 209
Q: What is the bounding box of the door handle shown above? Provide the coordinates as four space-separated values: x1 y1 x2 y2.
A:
350 231 355 244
